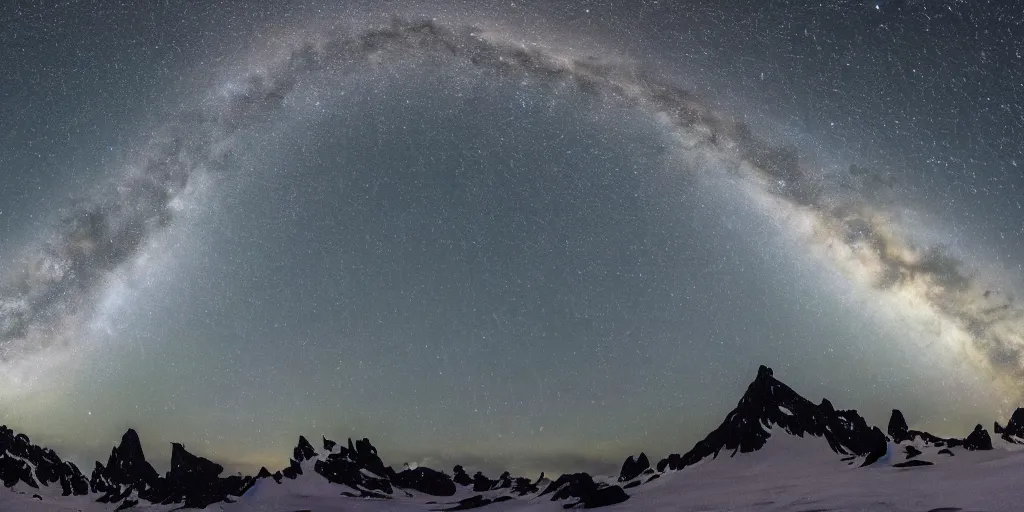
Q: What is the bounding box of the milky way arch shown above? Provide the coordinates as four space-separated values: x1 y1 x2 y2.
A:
1 18 1020 395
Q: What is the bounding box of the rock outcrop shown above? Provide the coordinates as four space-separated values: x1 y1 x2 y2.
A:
995 408 1024 444
963 424 993 451
657 365 888 472
313 437 393 494
293 436 317 462
539 472 629 508
90 431 254 509
0 426 88 496
390 467 456 496
452 465 472 486
618 452 650 482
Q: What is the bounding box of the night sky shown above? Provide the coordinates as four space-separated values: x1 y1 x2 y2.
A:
1 0 1022 477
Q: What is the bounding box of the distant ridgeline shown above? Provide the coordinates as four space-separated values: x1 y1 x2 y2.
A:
2 365 1021 510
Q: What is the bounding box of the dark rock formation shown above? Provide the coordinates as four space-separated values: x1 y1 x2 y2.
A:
618 452 650 482
281 458 303 480
90 430 255 508
656 453 681 473
90 429 160 501
938 449 954 456
293 436 317 462
471 471 495 492
159 442 255 509
893 460 934 468
905 446 922 459
440 495 513 511
886 410 961 447
323 436 337 453
313 437 392 494
963 424 993 451
0 425 89 496
511 475 540 496
391 467 456 496
540 473 629 509
492 471 513 490
995 408 1024 444
888 409 912 442
452 465 472 486
658 365 887 472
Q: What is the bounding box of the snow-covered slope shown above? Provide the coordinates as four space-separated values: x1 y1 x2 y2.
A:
4 365 1024 511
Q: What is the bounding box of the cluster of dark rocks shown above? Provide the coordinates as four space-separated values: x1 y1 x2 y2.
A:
888 408 992 451
90 429 256 509
0 426 88 496
994 408 1024 444
651 365 888 474
2 365 1019 510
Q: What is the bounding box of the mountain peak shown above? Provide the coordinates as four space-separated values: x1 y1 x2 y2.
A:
888 409 910 441
658 365 887 472
0 425 89 496
293 436 316 462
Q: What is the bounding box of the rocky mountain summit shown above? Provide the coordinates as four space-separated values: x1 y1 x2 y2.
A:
1 365 1014 510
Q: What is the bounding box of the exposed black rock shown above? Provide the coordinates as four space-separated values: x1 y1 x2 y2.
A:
452 465 472 487
155 442 256 509
996 408 1024 444
893 460 934 468
293 436 317 462
656 453 681 473
313 437 392 495
623 480 641 490
660 365 887 472
441 495 492 511
323 436 337 453
888 409 911 442
938 449 955 456
90 429 160 501
439 495 513 511
0 453 35 490
540 472 629 509
905 446 922 459
471 471 495 492
618 452 650 482
90 429 255 508
886 410 960 447
963 425 993 451
0 426 89 496
256 467 273 479
281 459 303 480
492 471 513 490
511 475 540 496
391 467 456 496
